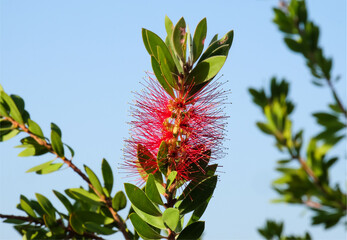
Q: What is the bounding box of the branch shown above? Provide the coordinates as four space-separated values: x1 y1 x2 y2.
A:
0 214 105 240
4 117 131 240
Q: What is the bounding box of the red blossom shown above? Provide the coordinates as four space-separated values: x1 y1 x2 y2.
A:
123 74 228 184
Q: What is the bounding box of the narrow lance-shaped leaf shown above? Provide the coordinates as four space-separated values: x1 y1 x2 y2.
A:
172 17 187 63
193 18 207 63
53 190 73 213
37 163 63 174
27 119 44 138
130 213 163 239
51 126 64 157
186 24 194 65
145 174 164 205
157 46 177 89
35 193 56 219
26 160 55 173
102 158 113 195
1 91 23 124
151 56 175 98
131 205 166 229
124 183 161 216
67 188 103 206
84 165 103 195
20 195 37 218
186 56 227 85
178 175 217 214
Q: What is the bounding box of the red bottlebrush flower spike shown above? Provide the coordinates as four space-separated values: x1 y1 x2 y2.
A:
123 73 228 185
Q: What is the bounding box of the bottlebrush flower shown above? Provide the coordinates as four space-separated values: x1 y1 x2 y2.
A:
123 73 228 184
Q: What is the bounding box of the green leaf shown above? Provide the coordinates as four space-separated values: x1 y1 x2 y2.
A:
284 38 302 52
35 193 55 219
69 212 84 235
4 219 26 224
65 144 75 157
199 30 234 62
1 92 24 124
157 141 169 175
124 183 161 216
193 18 207 63
165 17 183 73
51 128 64 157
209 34 218 46
151 56 175 98
10 95 25 114
50 122 62 137
27 119 44 138
157 46 177 89
132 205 166 229
20 195 37 218
143 28 177 75
142 28 153 56
256 122 274 135
187 198 209 225
112 191 127 211
130 213 163 239
26 160 55 173
145 174 163 205
166 171 177 190
67 188 102 206
186 56 227 85
53 190 73 213
172 17 187 62
0 129 19 142
17 146 36 157
101 158 113 195
178 175 217 214
165 15 174 40
84 165 103 195
162 208 179 230
177 221 205 240
36 163 63 174
186 24 193 65
75 211 114 225
0 103 9 117
83 222 116 235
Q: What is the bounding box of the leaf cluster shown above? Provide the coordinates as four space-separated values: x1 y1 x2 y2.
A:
258 220 311 240
143 16 233 97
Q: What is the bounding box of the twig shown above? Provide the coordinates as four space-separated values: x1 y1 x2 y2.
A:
0 214 105 240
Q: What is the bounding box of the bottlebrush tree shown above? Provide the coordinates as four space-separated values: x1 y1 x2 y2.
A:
0 16 233 239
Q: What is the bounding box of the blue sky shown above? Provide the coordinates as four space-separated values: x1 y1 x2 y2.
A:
0 0 346 239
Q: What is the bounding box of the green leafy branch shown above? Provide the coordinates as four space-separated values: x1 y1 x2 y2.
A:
0 213 105 239
0 86 133 240
250 78 346 229
274 0 347 117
